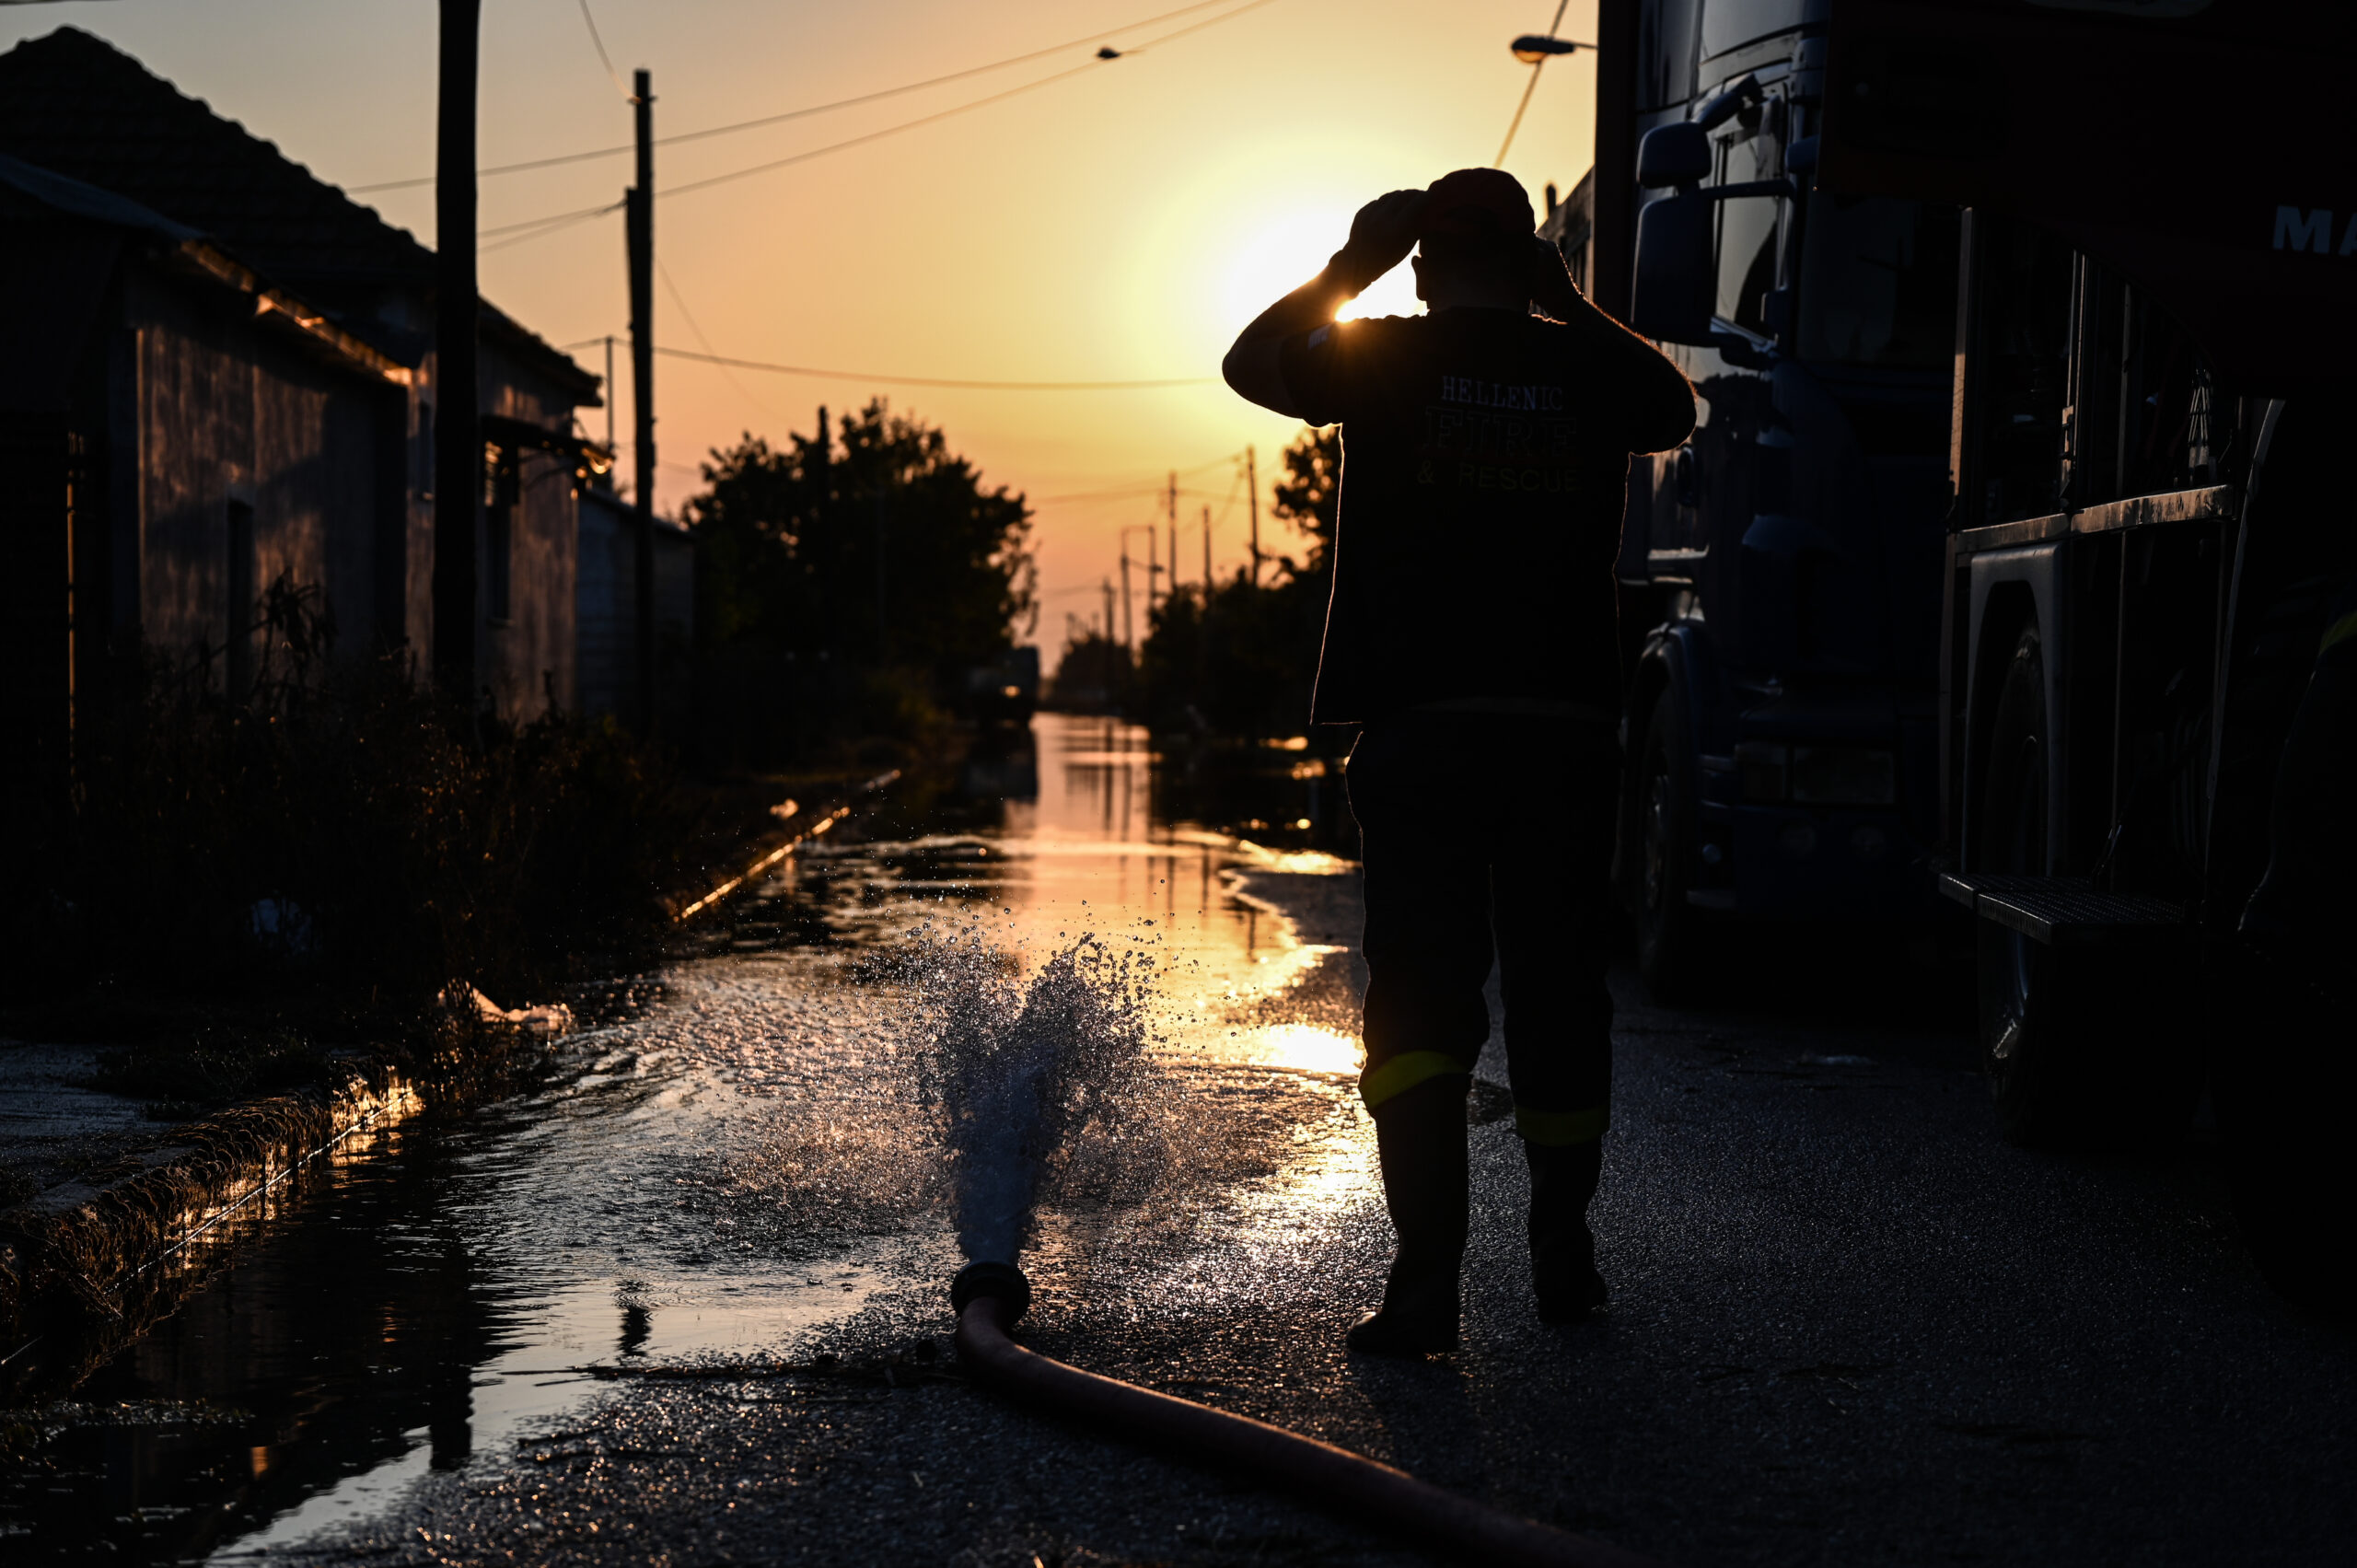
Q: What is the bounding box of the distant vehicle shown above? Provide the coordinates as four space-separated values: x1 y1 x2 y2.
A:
1586 0 2352 1300
963 646 1040 726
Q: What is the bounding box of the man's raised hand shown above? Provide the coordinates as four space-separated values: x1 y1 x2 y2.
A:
1335 189 1428 288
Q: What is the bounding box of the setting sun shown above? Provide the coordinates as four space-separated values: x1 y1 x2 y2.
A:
1218 206 1424 331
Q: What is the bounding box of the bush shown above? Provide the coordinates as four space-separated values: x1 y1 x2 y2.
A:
6 578 689 1009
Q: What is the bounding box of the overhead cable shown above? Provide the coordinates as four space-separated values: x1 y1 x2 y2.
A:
657 260 792 424
1494 0 1572 168
660 0 1278 203
464 0 1280 247
480 195 624 241
350 0 1252 194
656 345 1213 391
1038 455 1248 503
575 0 632 100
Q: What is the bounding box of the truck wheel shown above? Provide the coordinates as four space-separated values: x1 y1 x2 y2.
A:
1975 624 2195 1147
1634 687 1707 1001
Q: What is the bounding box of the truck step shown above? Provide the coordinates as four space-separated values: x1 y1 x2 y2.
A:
1938 873 2189 947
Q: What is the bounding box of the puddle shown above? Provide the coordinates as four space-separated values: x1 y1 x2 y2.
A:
1 716 1369 1563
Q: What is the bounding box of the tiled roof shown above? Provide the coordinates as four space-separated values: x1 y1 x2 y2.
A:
0 27 434 292
0 27 597 401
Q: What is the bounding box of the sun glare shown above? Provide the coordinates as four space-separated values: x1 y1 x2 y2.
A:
1220 209 1422 332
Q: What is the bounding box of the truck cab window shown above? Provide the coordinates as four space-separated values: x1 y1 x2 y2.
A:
1795 194 1957 369
1636 0 1700 110
2123 309 2214 494
1973 215 2075 523
1714 127 1781 334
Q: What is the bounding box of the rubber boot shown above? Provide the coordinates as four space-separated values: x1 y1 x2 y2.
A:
1346 1079 1469 1356
1525 1138 1606 1321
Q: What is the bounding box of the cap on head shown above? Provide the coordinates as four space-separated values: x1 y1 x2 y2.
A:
1420 168 1536 240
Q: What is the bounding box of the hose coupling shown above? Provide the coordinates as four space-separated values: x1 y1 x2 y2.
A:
950 1260 1032 1326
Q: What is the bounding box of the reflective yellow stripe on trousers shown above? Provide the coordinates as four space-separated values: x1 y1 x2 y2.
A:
1358 1051 1471 1112
1513 1104 1609 1146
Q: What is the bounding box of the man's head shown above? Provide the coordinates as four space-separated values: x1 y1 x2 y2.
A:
1413 168 1536 309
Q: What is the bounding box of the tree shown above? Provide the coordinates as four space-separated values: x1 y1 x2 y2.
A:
1270 424 1341 575
1132 424 1340 739
690 401 1035 760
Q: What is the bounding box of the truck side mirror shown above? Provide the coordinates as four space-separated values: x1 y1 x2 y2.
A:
1631 192 1716 344
1637 122 1712 191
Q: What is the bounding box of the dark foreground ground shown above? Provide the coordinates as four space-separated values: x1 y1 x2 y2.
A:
251 871 2351 1568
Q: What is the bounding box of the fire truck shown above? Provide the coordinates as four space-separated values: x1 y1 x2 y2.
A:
1580 0 2353 1301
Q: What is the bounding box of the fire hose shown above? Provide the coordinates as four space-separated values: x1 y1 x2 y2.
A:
950 1261 1669 1568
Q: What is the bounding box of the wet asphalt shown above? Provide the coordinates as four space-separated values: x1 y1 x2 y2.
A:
260 868 2353 1568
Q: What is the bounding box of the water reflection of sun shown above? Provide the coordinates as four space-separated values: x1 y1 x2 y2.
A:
1237 1022 1362 1076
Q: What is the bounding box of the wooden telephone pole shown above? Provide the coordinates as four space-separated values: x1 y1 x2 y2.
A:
1120 537 1133 652
626 68 656 735
1246 445 1261 587
432 0 480 698
1166 470 1178 609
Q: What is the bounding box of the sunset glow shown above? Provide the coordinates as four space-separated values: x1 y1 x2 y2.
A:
4 0 1599 666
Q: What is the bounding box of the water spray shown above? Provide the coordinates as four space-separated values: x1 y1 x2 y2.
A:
949 1261 1665 1568
914 927 1666 1567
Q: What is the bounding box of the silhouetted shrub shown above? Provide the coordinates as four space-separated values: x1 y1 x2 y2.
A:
7 577 689 1007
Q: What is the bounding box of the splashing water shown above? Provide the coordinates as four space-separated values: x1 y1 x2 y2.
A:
894 921 1168 1266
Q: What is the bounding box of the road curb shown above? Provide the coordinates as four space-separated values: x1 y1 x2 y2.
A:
0 1027 540 1385
0 768 907 1386
670 768 900 924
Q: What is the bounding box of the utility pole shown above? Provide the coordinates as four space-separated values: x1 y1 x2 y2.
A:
1119 539 1133 652
1246 444 1261 588
603 336 616 456
1147 523 1159 621
432 0 480 700
626 67 656 735
1102 578 1114 646
1202 505 1212 592
1166 470 1178 609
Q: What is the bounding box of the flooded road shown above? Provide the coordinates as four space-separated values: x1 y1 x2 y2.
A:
6 714 1376 1563
9 714 2353 1568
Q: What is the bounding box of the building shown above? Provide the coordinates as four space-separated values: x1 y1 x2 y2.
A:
0 26 606 771
1541 169 1596 297
576 482 693 732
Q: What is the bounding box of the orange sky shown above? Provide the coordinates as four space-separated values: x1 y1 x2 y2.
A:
4 0 1600 666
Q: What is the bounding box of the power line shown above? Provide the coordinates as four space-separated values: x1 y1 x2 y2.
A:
468 0 1281 248
1496 0 1572 167
656 260 791 424
575 0 631 100
350 0 1253 194
658 54 1104 202
480 195 624 241
1037 454 1245 503
1039 485 1232 506
656 345 1213 391
480 205 621 253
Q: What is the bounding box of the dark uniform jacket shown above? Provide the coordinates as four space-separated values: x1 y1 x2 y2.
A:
1279 307 1696 725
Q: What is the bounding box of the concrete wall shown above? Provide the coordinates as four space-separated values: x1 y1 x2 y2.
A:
127 270 399 691
17 227 592 725
479 358 579 715
576 484 692 729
